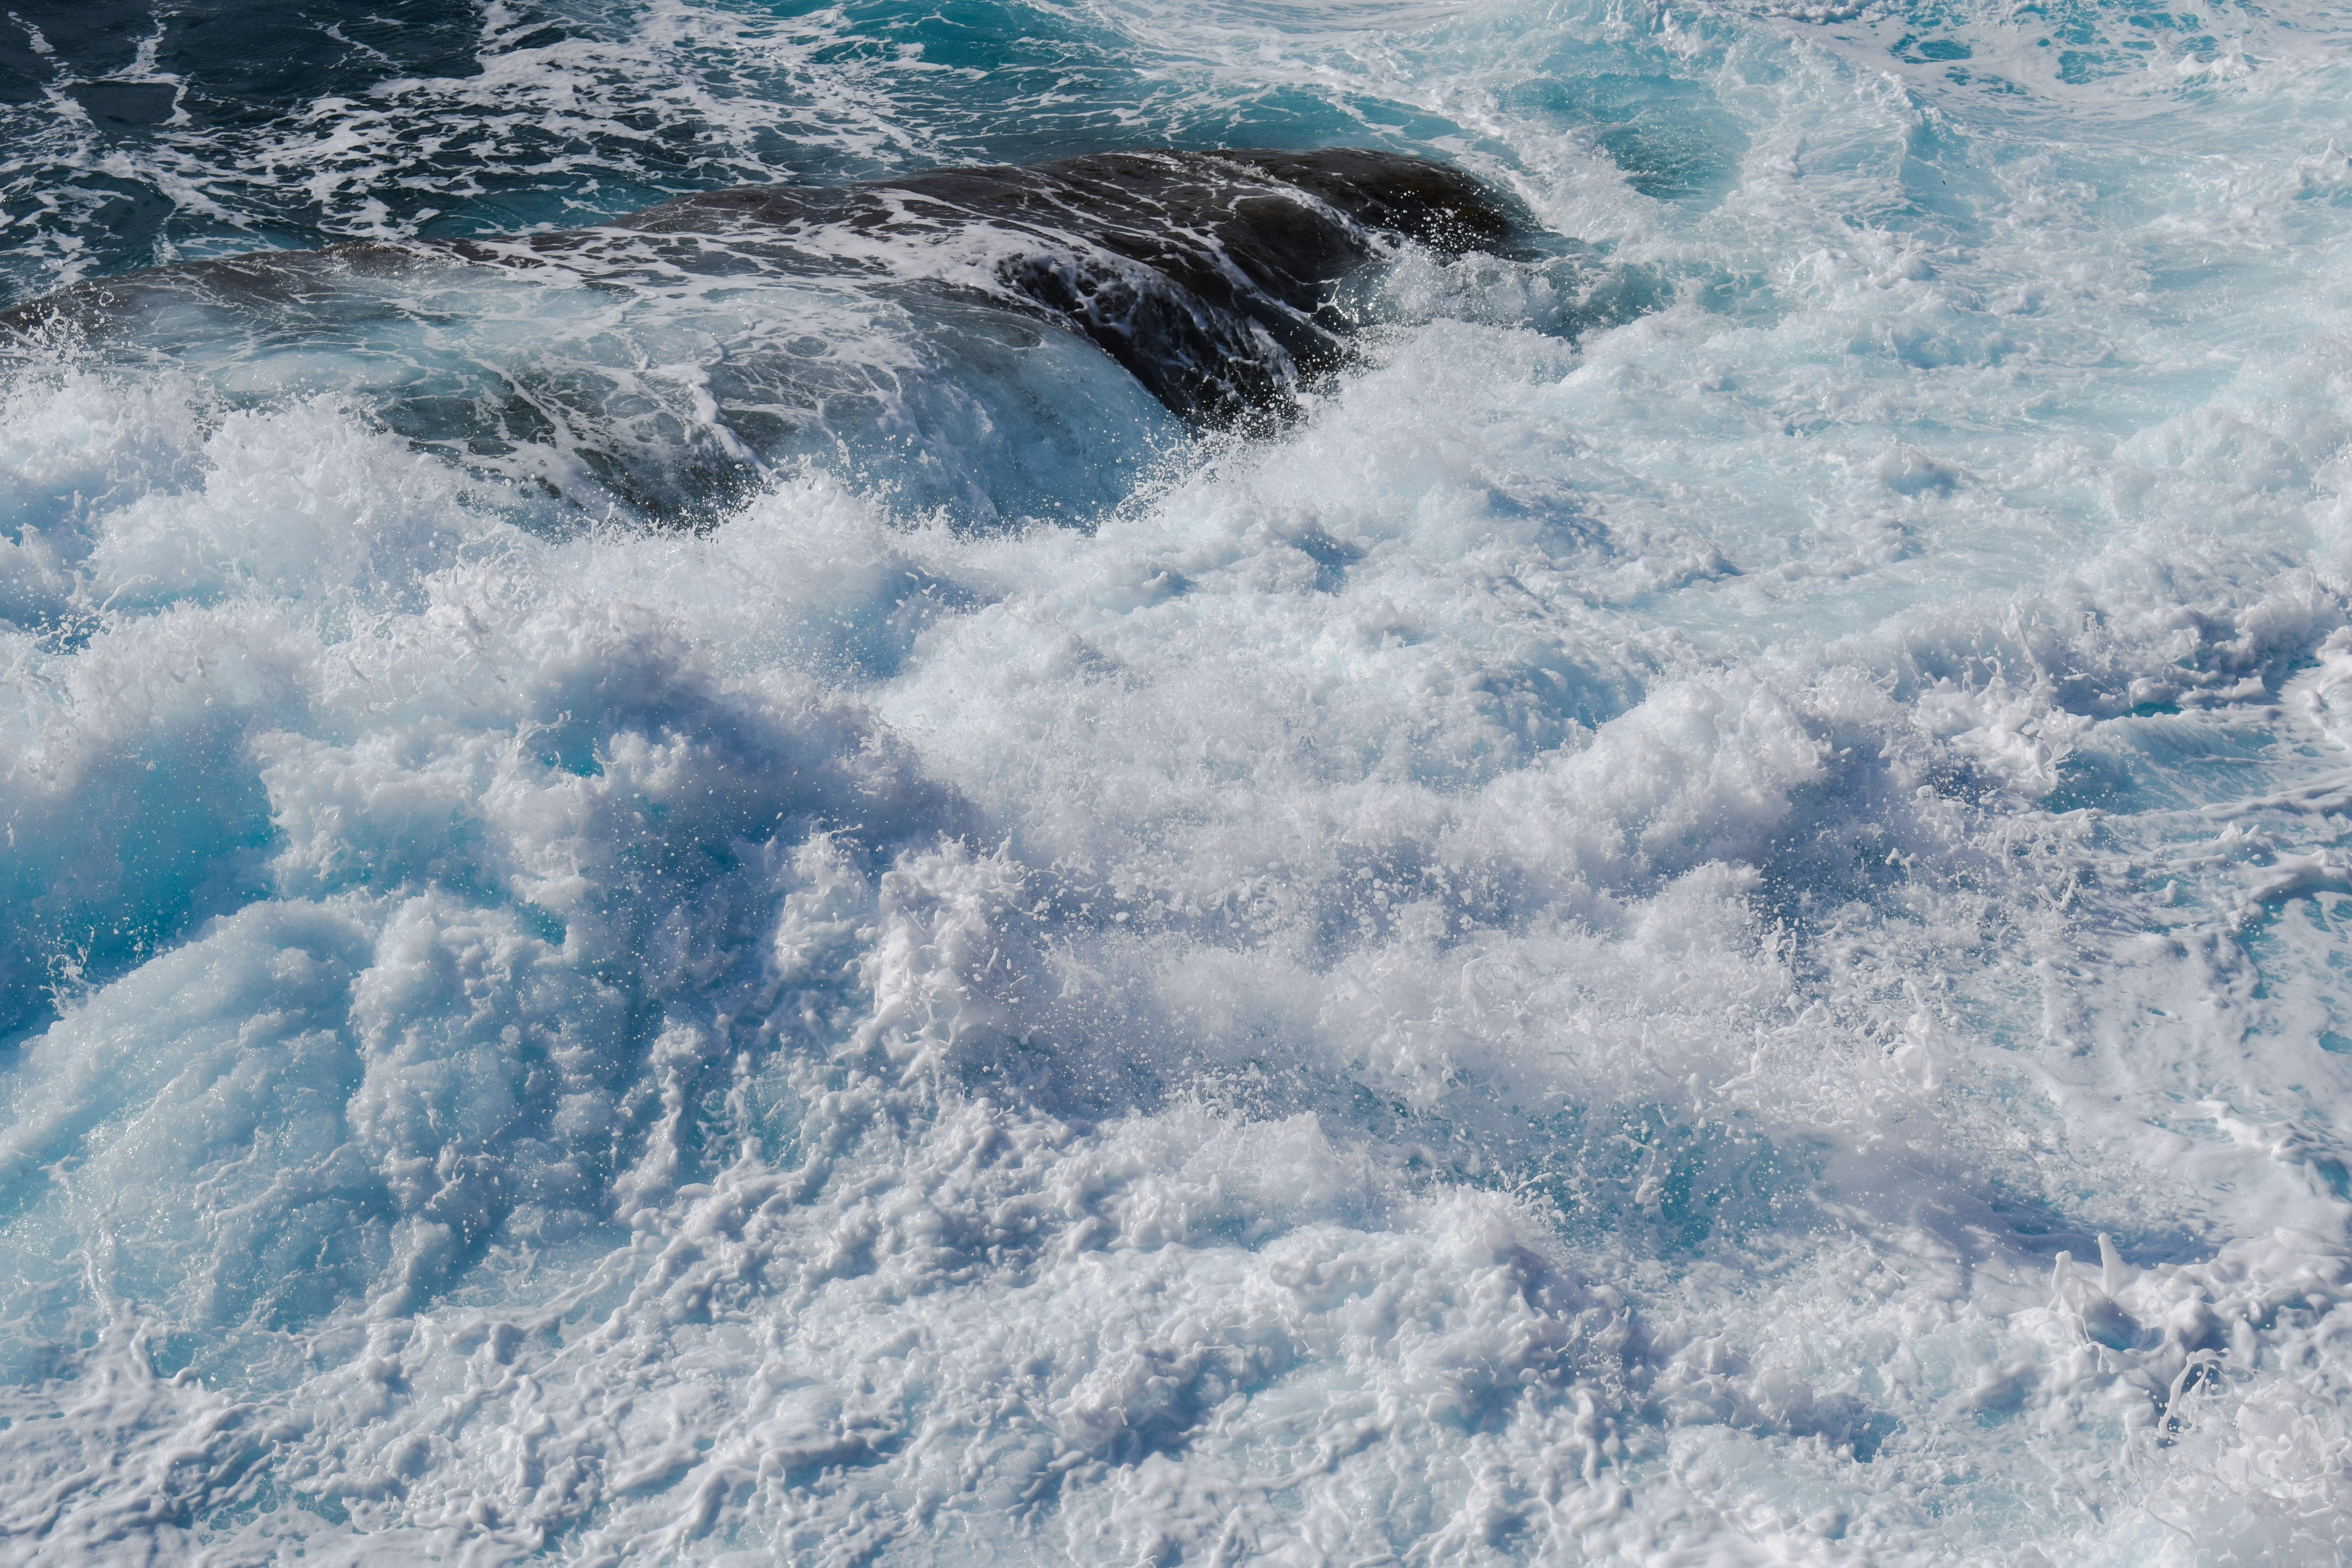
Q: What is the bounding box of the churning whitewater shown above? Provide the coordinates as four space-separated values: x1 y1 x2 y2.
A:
4 0 2352 1560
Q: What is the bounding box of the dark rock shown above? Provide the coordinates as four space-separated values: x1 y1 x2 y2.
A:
3 148 1522 427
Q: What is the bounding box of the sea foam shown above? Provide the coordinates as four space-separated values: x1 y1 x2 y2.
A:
6 0 2352 1559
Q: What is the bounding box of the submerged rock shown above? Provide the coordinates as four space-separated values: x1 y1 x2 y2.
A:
2 149 1521 430
587 149 1520 425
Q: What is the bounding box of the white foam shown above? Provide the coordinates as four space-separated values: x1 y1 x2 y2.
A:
8 0 2352 1559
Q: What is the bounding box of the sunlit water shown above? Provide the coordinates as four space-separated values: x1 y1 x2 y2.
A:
4 0 2352 1561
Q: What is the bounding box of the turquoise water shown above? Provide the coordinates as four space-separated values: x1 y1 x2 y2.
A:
4 0 2352 1560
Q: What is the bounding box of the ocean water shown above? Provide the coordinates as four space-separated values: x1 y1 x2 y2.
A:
4 0 2352 1559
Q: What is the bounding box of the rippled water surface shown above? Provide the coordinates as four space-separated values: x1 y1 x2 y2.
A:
5 0 2352 1560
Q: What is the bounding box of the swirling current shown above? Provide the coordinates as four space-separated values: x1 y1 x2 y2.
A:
4 0 2352 1562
